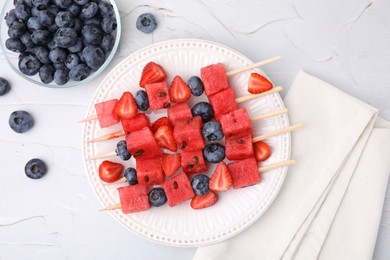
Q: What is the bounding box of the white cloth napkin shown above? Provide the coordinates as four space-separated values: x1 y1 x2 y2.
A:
193 71 390 260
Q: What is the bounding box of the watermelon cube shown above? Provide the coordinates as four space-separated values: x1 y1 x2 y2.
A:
126 127 161 160
200 63 229 96
227 157 260 189
167 103 192 125
225 135 254 160
121 113 149 133
94 99 119 128
173 116 205 151
136 157 164 186
181 150 207 174
145 82 171 110
208 88 237 121
220 108 253 139
118 184 150 214
163 172 195 207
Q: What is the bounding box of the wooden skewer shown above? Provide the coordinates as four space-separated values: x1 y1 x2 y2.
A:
252 123 304 142
235 86 282 104
100 158 295 211
79 115 98 123
250 108 288 122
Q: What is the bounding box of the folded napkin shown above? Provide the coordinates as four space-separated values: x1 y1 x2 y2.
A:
194 71 390 260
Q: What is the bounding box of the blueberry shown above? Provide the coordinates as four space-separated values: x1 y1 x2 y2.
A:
79 2 98 20
135 90 149 111
5 9 17 27
67 38 83 53
98 2 114 17
55 11 74 28
77 51 85 63
8 21 25 38
20 31 35 48
84 17 101 26
148 188 167 207
202 121 224 142
101 16 117 33
53 62 66 70
6 38 26 53
49 47 67 63
82 45 105 70
47 39 58 50
191 174 210 195
27 17 43 32
188 76 204 96
54 67 69 85
15 4 31 21
203 143 225 163
67 4 81 17
32 0 49 8
53 0 73 9
37 10 54 27
48 23 60 33
124 167 138 185
25 158 47 179
69 64 90 81
72 18 83 32
0 77 11 96
31 7 41 17
23 0 33 7
64 53 79 69
136 13 157 34
9 110 34 133
47 5 59 16
74 0 89 5
18 52 41 75
100 33 114 53
38 64 55 84
191 102 214 123
115 140 131 160
54 27 77 48
31 30 51 45
82 24 103 44
33 46 50 64
14 0 25 5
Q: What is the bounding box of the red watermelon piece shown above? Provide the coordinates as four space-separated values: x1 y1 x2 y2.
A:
94 99 120 128
163 172 195 207
200 63 229 96
208 88 237 121
225 135 254 160
181 150 207 174
136 157 164 186
173 116 205 151
227 157 260 189
167 103 192 125
121 113 149 133
118 184 150 213
125 127 161 160
145 81 171 110
220 108 253 139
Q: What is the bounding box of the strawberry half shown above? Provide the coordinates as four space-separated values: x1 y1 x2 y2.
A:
248 73 273 94
98 160 124 183
191 191 218 210
253 141 271 161
139 62 167 88
169 76 191 104
209 161 232 192
115 92 137 119
150 116 173 134
161 153 181 177
154 125 177 152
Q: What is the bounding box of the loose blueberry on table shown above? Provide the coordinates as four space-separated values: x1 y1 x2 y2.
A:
9 110 34 133
136 13 157 34
25 158 47 179
0 77 11 96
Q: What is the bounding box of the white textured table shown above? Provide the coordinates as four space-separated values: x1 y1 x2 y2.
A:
1 0 389 259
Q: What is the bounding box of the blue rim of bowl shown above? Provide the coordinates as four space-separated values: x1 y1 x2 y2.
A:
0 0 121 88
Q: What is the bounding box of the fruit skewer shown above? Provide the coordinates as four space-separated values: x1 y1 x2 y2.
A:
100 159 296 211
79 55 282 123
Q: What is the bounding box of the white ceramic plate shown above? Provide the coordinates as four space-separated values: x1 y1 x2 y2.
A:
83 39 290 247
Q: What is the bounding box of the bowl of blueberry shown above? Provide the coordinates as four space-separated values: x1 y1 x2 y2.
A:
0 0 121 87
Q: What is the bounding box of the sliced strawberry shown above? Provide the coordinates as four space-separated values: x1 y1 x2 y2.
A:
209 161 232 192
154 125 177 152
98 160 124 183
150 116 173 134
248 73 273 94
139 62 167 88
169 76 191 104
253 141 271 161
115 92 137 119
161 153 181 177
190 191 218 210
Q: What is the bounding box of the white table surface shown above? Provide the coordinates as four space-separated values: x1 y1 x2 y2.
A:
1 0 389 259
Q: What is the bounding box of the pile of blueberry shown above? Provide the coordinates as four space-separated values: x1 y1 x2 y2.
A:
4 0 118 85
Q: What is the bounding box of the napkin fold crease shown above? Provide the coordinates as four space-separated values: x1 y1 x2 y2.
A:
194 71 390 260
